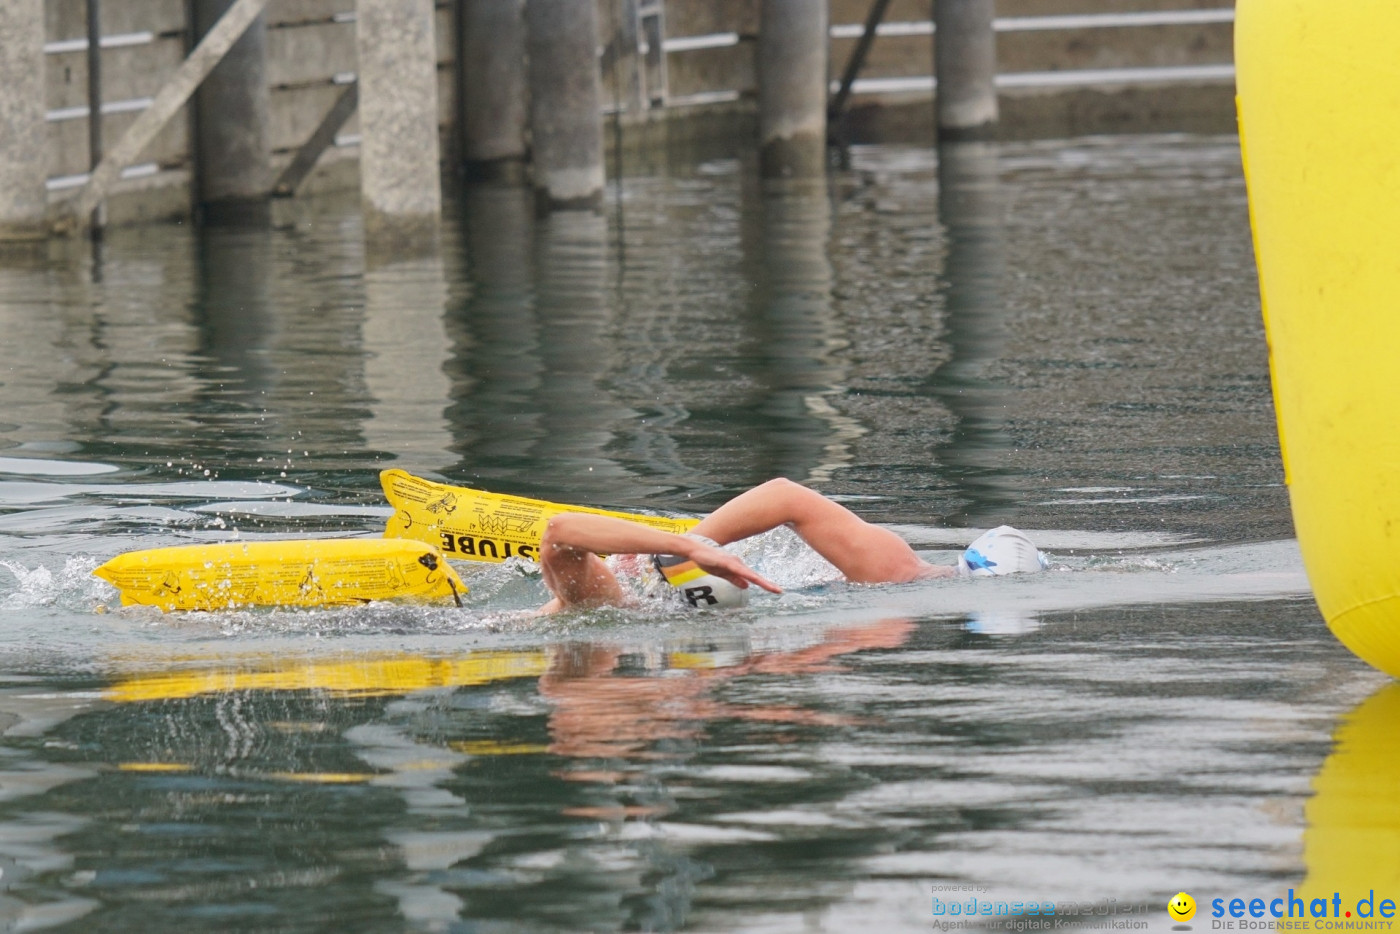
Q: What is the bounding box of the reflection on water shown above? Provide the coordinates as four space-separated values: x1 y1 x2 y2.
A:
196 228 276 404
539 620 902 779
928 141 1020 527
531 209 639 501
1302 684 1400 909
448 186 543 483
0 602 1377 932
0 136 1353 931
0 137 1283 535
363 254 455 470
741 179 860 485
0 688 102 930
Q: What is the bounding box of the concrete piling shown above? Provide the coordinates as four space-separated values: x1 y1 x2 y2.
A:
67 0 272 231
460 0 529 181
934 0 999 139
525 0 606 210
0 0 49 241
757 0 829 178
355 0 443 245
193 0 272 223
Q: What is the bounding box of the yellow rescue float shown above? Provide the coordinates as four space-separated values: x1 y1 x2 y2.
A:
94 538 465 611
380 469 698 563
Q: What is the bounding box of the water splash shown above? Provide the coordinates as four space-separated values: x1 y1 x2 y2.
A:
0 555 110 610
729 525 843 590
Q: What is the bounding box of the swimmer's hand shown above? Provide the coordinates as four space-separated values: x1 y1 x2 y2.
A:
686 540 783 595
541 513 783 597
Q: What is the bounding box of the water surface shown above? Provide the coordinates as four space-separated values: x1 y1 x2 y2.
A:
0 135 1379 933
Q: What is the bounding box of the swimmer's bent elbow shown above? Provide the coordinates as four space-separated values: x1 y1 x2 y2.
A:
540 514 578 554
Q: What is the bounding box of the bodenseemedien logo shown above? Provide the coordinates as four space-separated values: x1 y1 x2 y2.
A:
932 897 1056 918
929 891 1153 930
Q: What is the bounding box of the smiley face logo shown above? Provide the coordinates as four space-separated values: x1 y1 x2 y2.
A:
1168 892 1196 923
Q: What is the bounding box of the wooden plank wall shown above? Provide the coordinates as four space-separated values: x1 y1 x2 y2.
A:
40 0 1238 222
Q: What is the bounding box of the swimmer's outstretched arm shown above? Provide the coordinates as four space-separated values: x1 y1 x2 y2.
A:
692 478 954 583
538 513 782 613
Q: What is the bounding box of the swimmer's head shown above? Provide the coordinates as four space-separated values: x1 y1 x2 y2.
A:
653 536 749 609
957 526 1048 577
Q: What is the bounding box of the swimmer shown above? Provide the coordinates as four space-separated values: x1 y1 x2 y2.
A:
537 477 1044 613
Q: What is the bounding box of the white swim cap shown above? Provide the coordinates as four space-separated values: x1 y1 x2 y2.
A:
652 535 749 609
957 526 1048 577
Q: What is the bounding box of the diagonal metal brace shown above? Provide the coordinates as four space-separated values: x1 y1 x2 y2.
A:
828 0 895 124
272 80 358 197
59 0 272 231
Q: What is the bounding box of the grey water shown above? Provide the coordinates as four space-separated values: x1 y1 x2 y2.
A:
0 135 1381 933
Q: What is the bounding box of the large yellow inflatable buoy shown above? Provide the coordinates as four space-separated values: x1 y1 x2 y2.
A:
1236 0 1400 676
